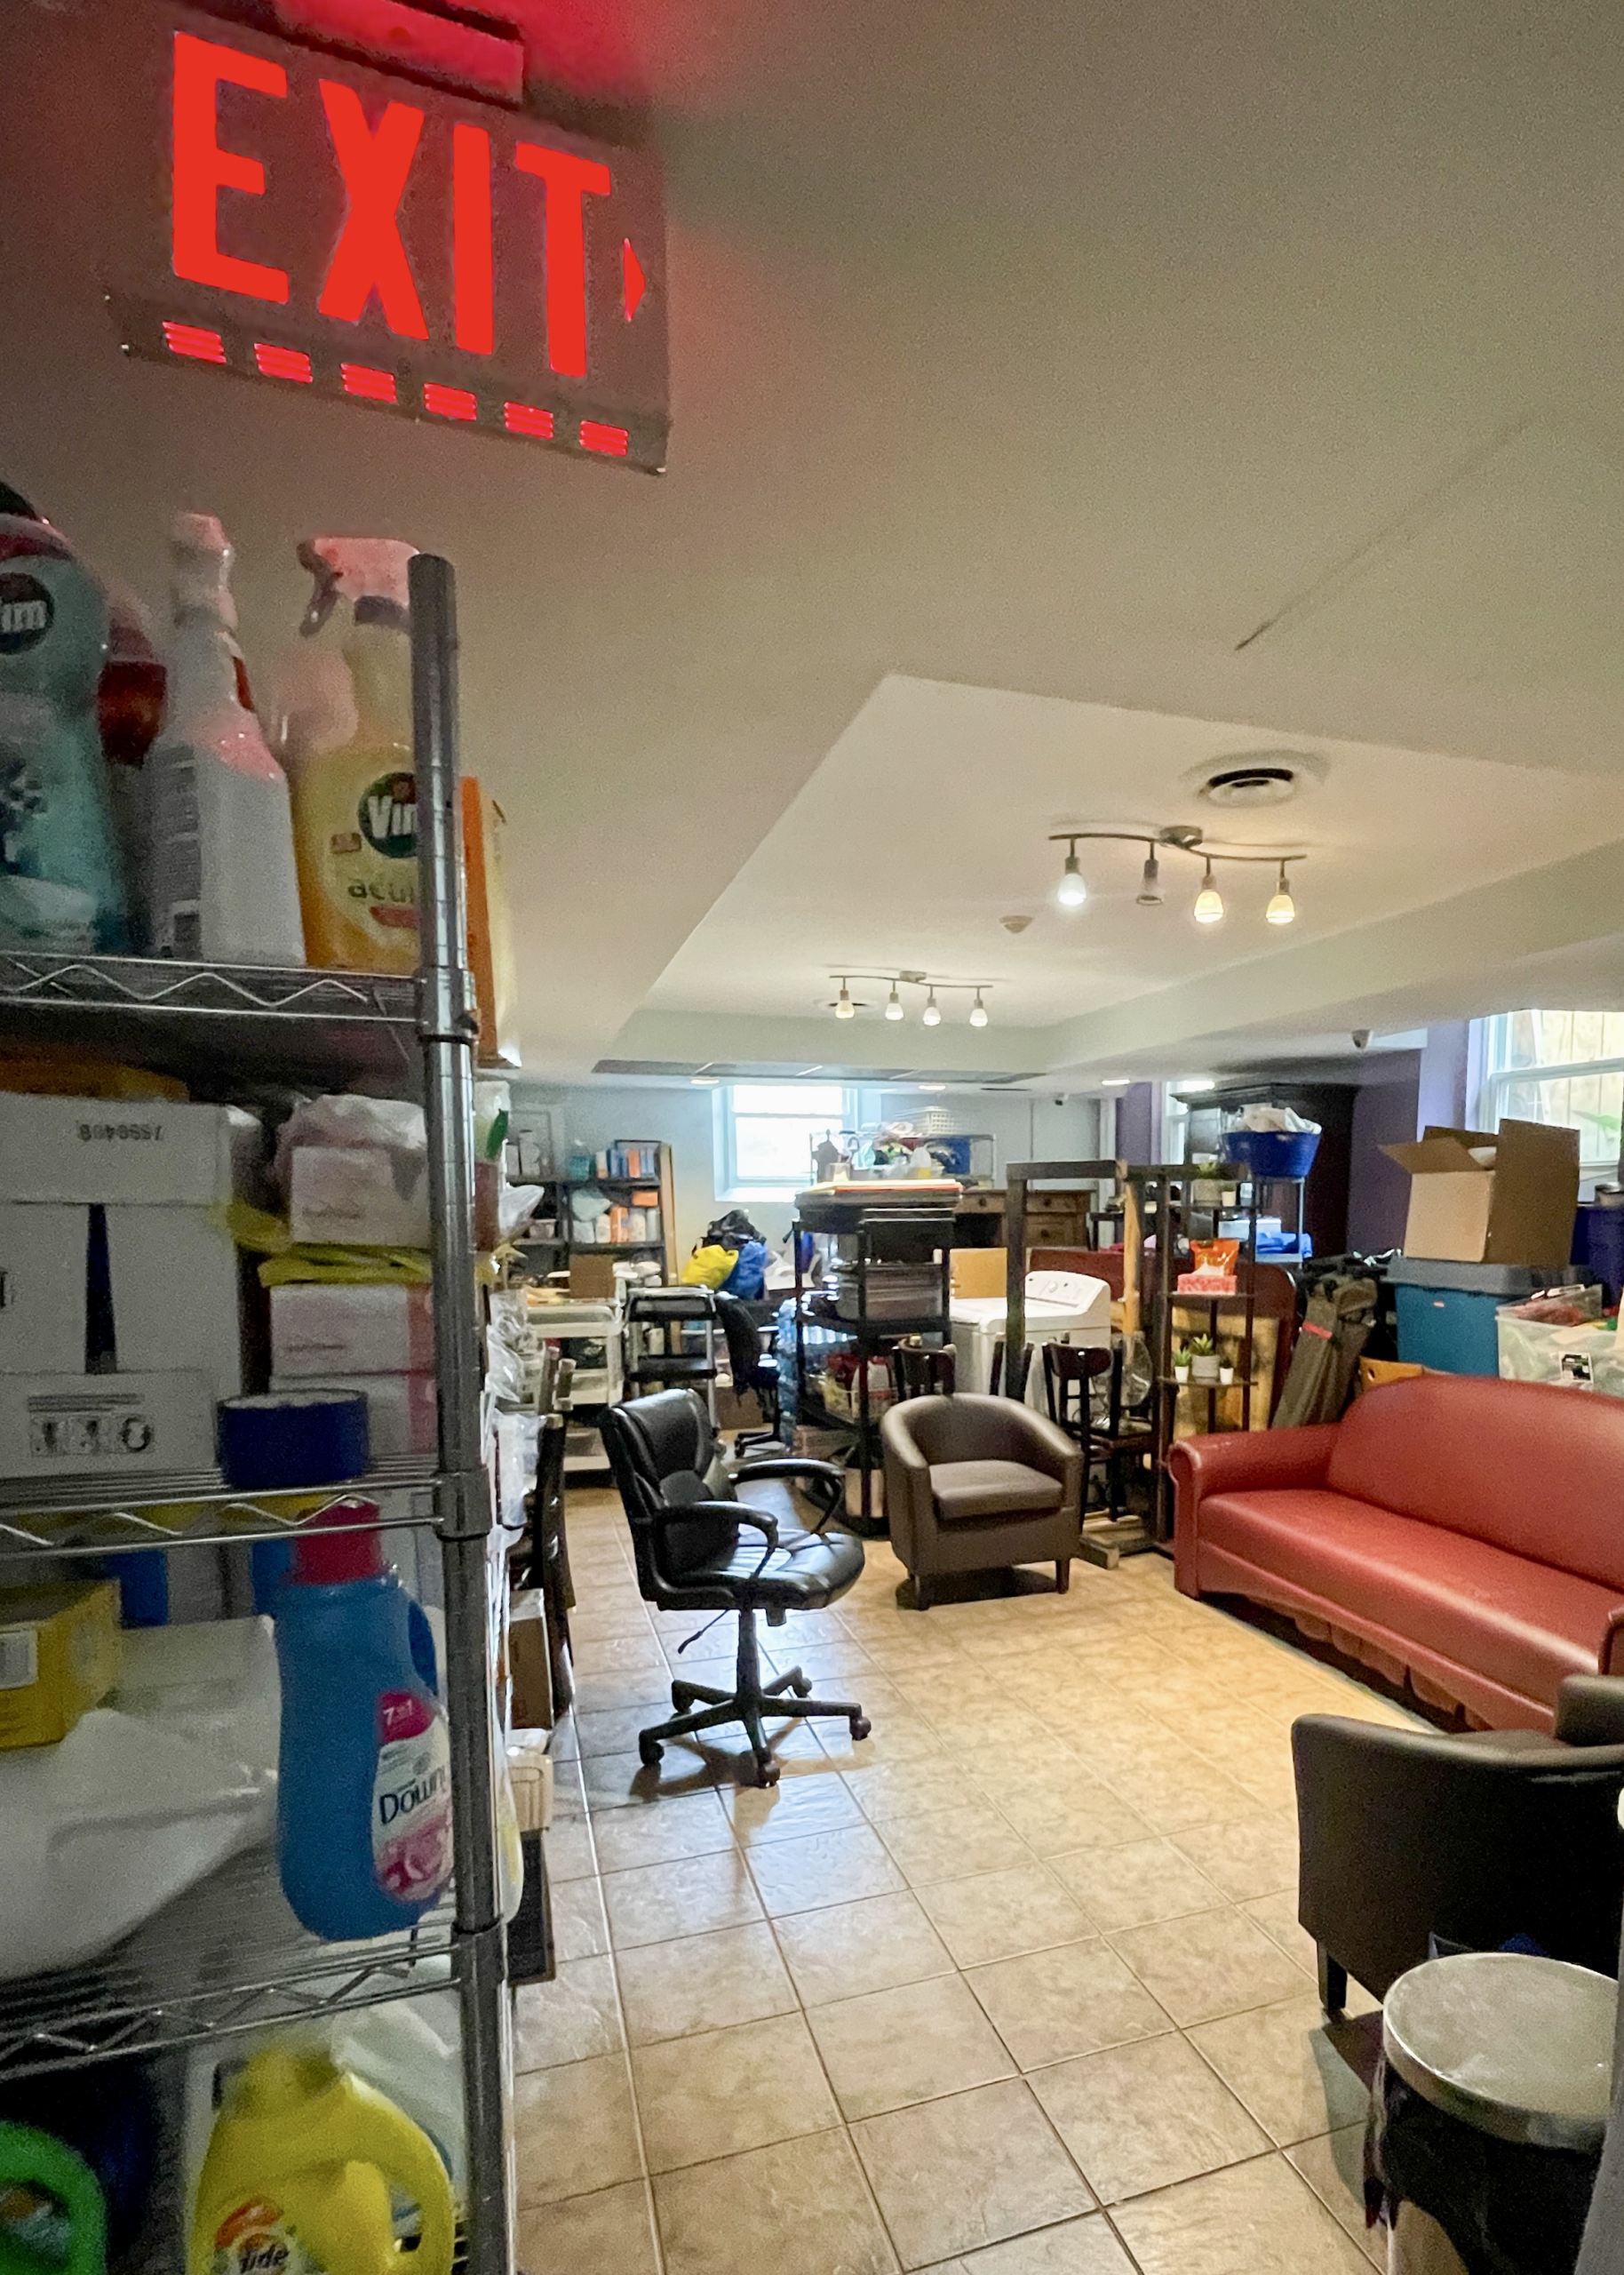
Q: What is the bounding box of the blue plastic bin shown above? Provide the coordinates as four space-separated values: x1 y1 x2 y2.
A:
1219 1129 1321 1180
1394 1284 1504 1376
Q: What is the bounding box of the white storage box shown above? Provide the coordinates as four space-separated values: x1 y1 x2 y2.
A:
0 1095 263 1206
0 1372 216 1477
289 1146 431 1249
271 1282 434 1376
0 1203 246 1403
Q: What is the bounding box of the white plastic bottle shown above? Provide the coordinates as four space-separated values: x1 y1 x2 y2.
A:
146 513 305 965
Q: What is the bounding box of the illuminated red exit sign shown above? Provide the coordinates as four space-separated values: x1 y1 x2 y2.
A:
110 5 668 469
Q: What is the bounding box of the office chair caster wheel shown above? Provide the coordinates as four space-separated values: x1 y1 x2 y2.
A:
848 1716 871 1742
749 1756 781 1789
671 1683 698 1711
790 1673 813 1697
639 1737 665 1768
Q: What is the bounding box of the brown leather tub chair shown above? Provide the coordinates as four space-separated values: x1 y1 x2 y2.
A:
1294 1672 1624 2016
880 1393 1082 1609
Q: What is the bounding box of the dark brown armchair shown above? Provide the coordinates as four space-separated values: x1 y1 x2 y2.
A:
1294 1673 1624 2015
880 1393 1082 1609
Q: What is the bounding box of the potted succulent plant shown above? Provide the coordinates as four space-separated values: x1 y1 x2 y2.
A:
1173 1345 1192 1385
1189 1155 1226 1209
1187 1334 1220 1384
1217 1355 1237 1385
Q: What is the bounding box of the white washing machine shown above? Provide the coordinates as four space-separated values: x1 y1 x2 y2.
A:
949 1271 1112 1409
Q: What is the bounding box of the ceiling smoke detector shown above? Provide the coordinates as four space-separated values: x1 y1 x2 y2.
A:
1195 752 1320 810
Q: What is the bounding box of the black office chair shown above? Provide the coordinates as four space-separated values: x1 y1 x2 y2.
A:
601 1389 870 1787
716 1292 782 1457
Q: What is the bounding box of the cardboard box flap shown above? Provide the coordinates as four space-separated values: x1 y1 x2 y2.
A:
1381 1128 1499 1177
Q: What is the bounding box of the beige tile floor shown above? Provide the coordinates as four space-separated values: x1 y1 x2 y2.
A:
518 1483 1417 2274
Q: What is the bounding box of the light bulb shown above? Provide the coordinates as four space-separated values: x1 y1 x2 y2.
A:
1055 850 1088 910
968 991 989 1028
1137 852 1163 906
884 983 904 1022
921 990 941 1027
1266 865 1296 925
834 981 855 1019
1193 863 1224 925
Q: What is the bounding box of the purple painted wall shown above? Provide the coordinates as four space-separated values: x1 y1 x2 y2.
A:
1347 1058 1422 1253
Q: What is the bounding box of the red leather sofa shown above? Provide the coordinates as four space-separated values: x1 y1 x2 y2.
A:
1170 1374 1624 1731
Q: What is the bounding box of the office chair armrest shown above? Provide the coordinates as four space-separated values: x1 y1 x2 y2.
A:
731 1456 847 1529
731 1456 844 1489
1556 1673 1624 1746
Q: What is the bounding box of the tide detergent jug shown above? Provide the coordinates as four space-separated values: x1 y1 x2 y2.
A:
187 2045 453 2275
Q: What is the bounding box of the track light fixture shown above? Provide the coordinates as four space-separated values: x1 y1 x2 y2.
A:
1192 859 1224 926
826 973 994 1026
1265 861 1296 925
1047 829 1306 928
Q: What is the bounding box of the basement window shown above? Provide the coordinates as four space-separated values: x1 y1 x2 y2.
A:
1477 1010 1624 1180
717 1082 855 1201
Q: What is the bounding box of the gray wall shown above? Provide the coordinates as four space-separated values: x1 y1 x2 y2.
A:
509 1083 1100 1257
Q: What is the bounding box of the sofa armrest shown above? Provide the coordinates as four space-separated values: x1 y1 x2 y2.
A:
1169 1424 1338 1595
1604 1606 1624 1677
1557 1672 1624 1746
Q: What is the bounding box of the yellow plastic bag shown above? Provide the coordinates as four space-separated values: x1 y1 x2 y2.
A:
679 1243 736 1290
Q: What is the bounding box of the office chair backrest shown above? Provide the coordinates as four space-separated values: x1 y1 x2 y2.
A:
716 1293 768 1393
601 1390 740 1590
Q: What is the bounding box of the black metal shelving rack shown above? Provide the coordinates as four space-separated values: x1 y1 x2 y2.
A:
792 1201 953 1536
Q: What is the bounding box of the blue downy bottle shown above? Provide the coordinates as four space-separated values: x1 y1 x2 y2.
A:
274 1498 453 1939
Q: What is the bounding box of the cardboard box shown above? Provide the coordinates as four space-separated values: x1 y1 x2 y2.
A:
1383 1121 1580 1266
289 1146 431 1249
270 1371 437 1457
0 1581 121 1748
951 1247 1007 1299
0 1372 216 1478
508 1588 553 1729
271 1283 434 1376
0 1204 245 1402
0 1095 263 1206
568 1254 618 1299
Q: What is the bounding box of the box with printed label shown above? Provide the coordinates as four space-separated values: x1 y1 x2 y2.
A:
0 1581 122 1748
0 1204 245 1402
0 1372 216 1478
270 1284 434 1377
289 1147 431 1249
270 1373 437 1458
0 1096 264 1206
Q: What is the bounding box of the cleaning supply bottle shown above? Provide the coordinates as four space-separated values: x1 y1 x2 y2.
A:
0 512 128 952
277 540 418 975
187 2043 453 2275
274 1500 453 1939
146 514 306 965
0 2123 107 2275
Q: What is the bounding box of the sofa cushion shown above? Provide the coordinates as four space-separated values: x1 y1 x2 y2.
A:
1202 1487 1618 1705
928 1458 1063 1522
1325 1376 1624 1593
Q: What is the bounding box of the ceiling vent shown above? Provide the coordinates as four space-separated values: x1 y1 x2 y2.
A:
1198 761 1302 809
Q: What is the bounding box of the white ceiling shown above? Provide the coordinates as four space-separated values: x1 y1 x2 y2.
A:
647 674 1624 1027
9 0 1624 1082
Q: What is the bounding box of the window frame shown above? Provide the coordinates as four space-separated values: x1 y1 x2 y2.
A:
715 1082 859 1202
1475 1012 1624 1180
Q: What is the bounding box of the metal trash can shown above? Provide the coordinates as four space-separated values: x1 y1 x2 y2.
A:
1371 1952 1615 2275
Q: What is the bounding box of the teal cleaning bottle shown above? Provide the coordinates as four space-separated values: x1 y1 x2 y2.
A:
0 514 128 952
274 1500 453 1940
